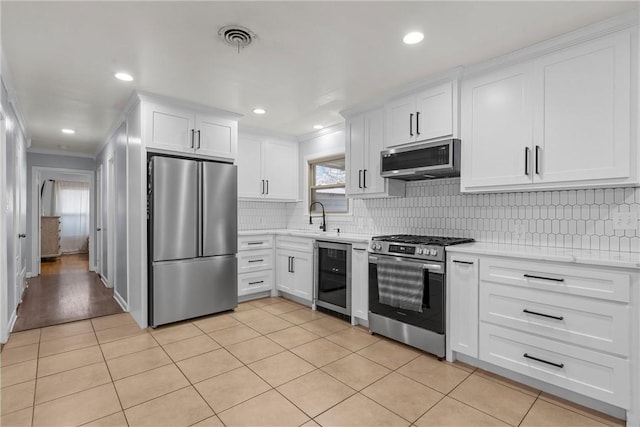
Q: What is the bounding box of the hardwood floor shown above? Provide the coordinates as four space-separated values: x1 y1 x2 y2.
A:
12 254 124 332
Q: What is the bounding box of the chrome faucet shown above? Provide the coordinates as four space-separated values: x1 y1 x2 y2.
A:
309 202 327 232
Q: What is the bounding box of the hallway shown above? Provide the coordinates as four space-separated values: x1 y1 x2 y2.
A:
13 254 124 332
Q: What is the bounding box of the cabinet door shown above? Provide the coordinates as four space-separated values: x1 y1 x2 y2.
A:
263 139 298 201
362 109 385 195
237 135 264 199
276 251 295 293
385 94 416 147
461 63 534 190
533 31 631 185
196 114 237 161
448 255 479 358
351 245 369 323
146 103 195 153
291 251 313 301
416 82 453 141
345 114 365 196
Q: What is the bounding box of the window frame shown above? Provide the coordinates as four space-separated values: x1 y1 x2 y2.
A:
308 154 349 215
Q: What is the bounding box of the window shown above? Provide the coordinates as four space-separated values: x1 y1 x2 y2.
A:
309 155 348 214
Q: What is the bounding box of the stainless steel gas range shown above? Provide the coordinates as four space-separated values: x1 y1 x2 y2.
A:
368 234 474 358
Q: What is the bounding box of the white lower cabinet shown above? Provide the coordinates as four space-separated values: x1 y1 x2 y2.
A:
447 251 638 423
350 243 369 324
275 237 313 302
448 255 479 358
237 235 274 298
480 323 630 408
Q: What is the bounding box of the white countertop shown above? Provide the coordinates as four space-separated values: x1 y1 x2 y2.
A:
446 242 640 270
239 229 371 245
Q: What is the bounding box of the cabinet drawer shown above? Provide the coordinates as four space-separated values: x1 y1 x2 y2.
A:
238 271 273 296
480 257 630 303
238 249 273 273
238 235 273 251
275 236 313 252
481 282 629 356
480 323 629 408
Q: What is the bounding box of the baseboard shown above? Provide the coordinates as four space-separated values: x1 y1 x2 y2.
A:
113 291 128 312
99 275 110 288
7 309 17 335
26 272 37 278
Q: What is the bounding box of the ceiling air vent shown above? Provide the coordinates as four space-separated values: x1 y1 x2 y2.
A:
218 25 256 53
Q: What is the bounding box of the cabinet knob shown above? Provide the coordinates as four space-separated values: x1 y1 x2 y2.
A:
18 233 26 238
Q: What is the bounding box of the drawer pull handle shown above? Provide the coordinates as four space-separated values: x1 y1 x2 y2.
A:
248 280 264 285
247 242 263 246
248 259 264 263
523 274 564 282
523 309 564 321
523 353 564 369
453 260 474 265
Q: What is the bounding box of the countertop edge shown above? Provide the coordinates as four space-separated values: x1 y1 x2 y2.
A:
238 229 371 245
446 242 640 270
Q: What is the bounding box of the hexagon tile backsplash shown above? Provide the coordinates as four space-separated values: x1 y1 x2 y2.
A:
240 179 640 253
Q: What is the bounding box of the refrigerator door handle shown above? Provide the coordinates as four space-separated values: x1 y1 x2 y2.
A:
197 162 203 256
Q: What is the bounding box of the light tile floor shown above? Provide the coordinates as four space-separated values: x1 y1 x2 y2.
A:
0 297 625 427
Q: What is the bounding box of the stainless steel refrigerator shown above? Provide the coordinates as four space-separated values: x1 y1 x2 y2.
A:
148 155 238 327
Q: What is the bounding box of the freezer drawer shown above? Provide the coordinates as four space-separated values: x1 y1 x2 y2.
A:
150 255 237 326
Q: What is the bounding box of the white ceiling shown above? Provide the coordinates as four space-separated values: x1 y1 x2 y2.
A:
2 1 637 155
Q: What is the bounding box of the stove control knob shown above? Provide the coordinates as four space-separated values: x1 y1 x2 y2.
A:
415 248 423 255
430 249 438 256
370 243 382 251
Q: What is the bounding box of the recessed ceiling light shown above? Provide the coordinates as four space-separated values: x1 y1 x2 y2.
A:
253 108 266 115
403 31 424 45
114 72 134 82
61 128 75 134
313 125 324 130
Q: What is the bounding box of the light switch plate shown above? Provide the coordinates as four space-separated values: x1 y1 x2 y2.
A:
612 211 639 230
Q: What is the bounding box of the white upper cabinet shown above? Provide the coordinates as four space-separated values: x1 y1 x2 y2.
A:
461 28 636 192
144 98 239 162
532 31 631 185
461 63 534 189
345 109 405 198
196 113 237 160
385 82 455 148
262 139 298 200
147 103 195 152
237 134 263 198
237 133 298 201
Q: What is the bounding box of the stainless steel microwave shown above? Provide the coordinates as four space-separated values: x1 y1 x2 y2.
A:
380 138 461 181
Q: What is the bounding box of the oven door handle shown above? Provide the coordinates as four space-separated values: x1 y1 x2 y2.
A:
368 255 443 272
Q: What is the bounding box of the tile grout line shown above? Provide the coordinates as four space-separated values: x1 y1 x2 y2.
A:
91 318 129 427
517 395 541 427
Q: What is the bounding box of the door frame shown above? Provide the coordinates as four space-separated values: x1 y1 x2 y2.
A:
96 164 103 279
0 109 8 342
30 167 95 276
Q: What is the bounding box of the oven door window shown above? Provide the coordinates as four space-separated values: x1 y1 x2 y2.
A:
369 260 445 334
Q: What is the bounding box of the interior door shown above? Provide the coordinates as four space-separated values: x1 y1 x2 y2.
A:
201 161 237 257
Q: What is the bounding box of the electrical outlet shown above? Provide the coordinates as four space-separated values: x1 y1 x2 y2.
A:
612 211 638 230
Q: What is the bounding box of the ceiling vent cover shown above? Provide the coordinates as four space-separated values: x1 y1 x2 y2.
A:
218 25 256 53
